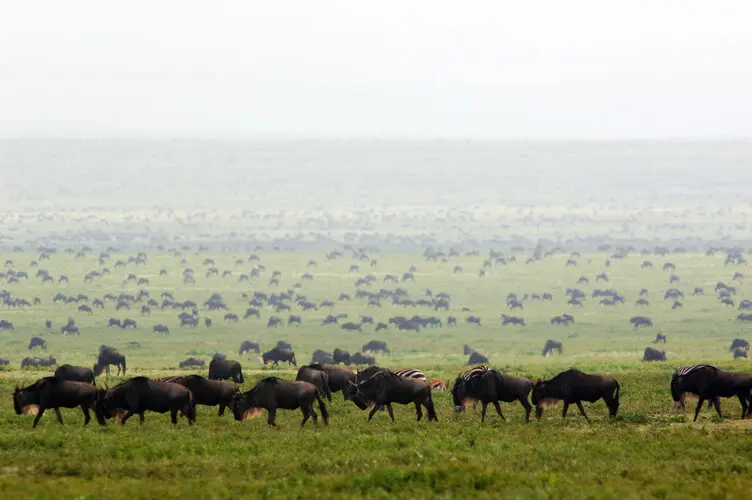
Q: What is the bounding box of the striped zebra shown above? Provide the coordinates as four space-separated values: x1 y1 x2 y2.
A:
674 364 719 378
671 364 720 412
393 368 427 382
460 365 489 381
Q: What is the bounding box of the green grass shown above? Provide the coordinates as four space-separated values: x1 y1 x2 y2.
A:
1 250 751 498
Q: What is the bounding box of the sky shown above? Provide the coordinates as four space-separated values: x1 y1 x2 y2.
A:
1 1 751 139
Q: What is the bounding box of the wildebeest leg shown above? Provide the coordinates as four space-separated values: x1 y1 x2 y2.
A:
300 408 310 427
712 398 723 419
170 409 178 425
267 407 277 426
32 407 46 428
54 408 65 424
81 406 91 425
386 403 395 422
535 406 544 420
367 405 380 421
309 403 318 425
492 401 505 422
520 398 532 423
480 402 488 422
575 402 590 423
415 402 423 421
693 398 705 422
562 403 570 418
737 395 747 419
120 410 136 425
218 404 225 417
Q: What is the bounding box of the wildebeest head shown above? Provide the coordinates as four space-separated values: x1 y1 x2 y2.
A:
451 377 468 412
229 389 264 421
530 379 559 408
92 363 105 377
670 374 685 409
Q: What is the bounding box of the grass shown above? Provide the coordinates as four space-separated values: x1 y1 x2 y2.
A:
1 249 751 498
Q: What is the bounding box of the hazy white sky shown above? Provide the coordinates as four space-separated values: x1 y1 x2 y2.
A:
1 1 751 139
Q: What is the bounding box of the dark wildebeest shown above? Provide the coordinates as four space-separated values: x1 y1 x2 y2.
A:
276 340 293 350
54 364 95 383
13 377 98 428
296 364 332 401
21 356 57 369
262 346 297 367
654 333 667 344
107 318 122 328
643 347 667 362
341 322 362 332
0 358 8 366
179 357 205 369
45 319 52 329
320 365 356 400
94 347 126 376
452 368 533 423
28 336 46 350
121 318 137 329
729 338 750 351
205 317 212 328
352 370 438 422
239 340 261 355
463 344 476 355
671 364 752 420
230 377 329 427
208 358 244 383
542 340 563 357
333 348 351 365
311 349 334 364
162 375 239 416
95 377 195 425
531 369 620 422
466 351 489 365
350 352 375 365
630 316 653 328
362 340 389 354
153 324 170 335
733 348 748 359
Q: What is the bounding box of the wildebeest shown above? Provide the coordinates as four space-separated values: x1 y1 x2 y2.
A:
643 347 667 362
21 356 57 369
121 318 137 329
0 358 8 366
630 316 653 328
542 340 563 357
463 344 476 355
107 318 122 328
179 357 205 369
671 364 752 420
28 336 46 350
733 348 748 359
162 375 239 416
352 370 438 422
230 377 329 427
276 340 293 350
362 340 389 354
311 349 334 364
239 340 261 355
262 346 297 367
466 351 489 365
319 365 356 399
208 358 244 383
333 348 351 365
54 364 95 383
452 368 533 422
296 364 332 401
152 324 170 335
654 333 667 344
341 322 362 332
531 369 620 422
13 377 98 428
729 338 750 351
95 377 195 425
350 352 375 365
94 346 126 376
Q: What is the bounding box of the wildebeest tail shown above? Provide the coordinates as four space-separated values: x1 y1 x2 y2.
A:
612 380 620 403
426 388 438 421
122 357 126 375
315 389 329 425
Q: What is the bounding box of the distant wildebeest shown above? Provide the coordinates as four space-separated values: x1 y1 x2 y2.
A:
352 370 437 422
288 314 302 326
94 346 126 377
532 369 620 422
262 346 297 367
311 350 334 365
447 316 457 326
733 348 748 360
737 313 752 322
28 336 46 350
643 347 667 362
333 348 351 365
95 377 195 425
107 318 122 328
239 340 261 355
60 323 80 335
654 333 667 344
0 358 9 366
162 375 239 416
466 315 482 326
463 344 476 355
224 313 239 322
630 316 653 328
276 340 292 350
296 365 332 401
267 316 281 328
730 338 750 351
230 377 329 427
466 351 489 365
452 367 533 422
45 319 52 329
21 356 57 369
500 314 524 326
152 324 170 335
208 358 244 383
54 364 95 383
550 314 574 326
78 305 93 315
362 340 389 354
350 352 375 365
13 377 98 428
341 322 362 332
179 357 205 369
244 307 260 319
542 340 563 357
671 364 752 420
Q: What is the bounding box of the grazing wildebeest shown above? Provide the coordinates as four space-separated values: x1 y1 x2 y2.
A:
288 315 302 326
733 348 748 359
311 349 334 364
28 336 46 350
54 364 95 383
230 377 329 427
205 317 212 327
452 368 533 422
296 365 332 401
542 340 563 357
239 340 261 355
531 369 620 422
0 358 8 366
224 313 239 322
276 340 293 350
95 377 195 425
320 365 356 400
107 318 122 328
60 323 80 335
121 318 137 329
643 347 667 362
463 344 476 355
671 364 752 420
630 316 653 328
350 352 375 365
466 315 482 326
550 314 574 325
13 377 98 428
244 307 260 319
208 358 244 383
333 348 351 365
45 319 52 329
152 324 170 335
654 333 667 344
262 346 297 367
447 316 457 326
341 322 362 332
466 351 489 365
179 357 205 369
729 338 750 351
21 356 57 369
352 371 438 422
94 347 126 376
162 375 239 416
362 340 389 354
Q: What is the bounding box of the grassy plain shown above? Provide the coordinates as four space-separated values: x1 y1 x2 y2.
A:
1 249 751 499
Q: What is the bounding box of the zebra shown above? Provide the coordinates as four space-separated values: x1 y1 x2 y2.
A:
460 365 489 382
671 365 720 412
392 368 427 382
